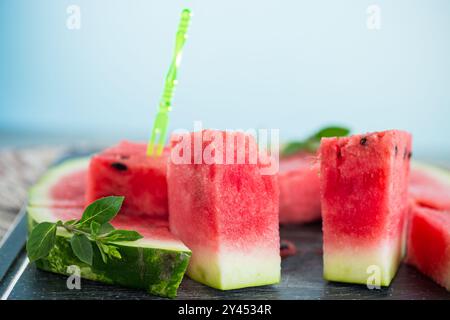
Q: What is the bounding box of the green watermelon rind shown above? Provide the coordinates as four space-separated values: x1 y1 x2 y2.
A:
28 157 90 207
28 207 191 298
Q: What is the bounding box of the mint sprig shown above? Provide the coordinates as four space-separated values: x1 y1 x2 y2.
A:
26 196 143 265
281 126 350 156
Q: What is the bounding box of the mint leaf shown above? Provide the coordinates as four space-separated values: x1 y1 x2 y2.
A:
96 242 108 263
70 234 93 265
312 126 350 139
90 221 101 235
26 222 57 262
78 196 124 226
281 141 308 156
282 126 350 156
99 222 115 235
102 230 143 242
91 221 116 237
26 196 141 267
104 245 122 260
96 242 122 262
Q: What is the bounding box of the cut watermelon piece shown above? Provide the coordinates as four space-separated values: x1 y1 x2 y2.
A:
28 158 191 298
86 141 169 218
168 130 281 290
28 157 88 208
406 205 450 291
409 162 450 211
320 130 412 286
28 207 191 298
279 153 321 224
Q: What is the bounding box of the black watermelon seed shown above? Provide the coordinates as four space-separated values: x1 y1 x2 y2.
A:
408 151 412 160
111 162 128 171
395 145 398 156
360 137 368 146
120 155 130 160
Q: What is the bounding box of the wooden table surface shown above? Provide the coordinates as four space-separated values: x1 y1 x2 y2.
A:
0 147 64 242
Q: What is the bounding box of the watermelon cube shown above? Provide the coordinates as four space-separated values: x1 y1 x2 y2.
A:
279 153 321 224
320 130 412 286
406 205 450 291
168 130 281 290
86 141 169 218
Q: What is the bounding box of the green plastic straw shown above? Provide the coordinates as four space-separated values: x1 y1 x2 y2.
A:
147 8 192 156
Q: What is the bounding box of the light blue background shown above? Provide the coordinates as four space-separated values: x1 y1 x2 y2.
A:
1 1 449 159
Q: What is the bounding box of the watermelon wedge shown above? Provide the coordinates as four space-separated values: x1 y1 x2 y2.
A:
279 153 321 224
168 130 281 290
28 158 191 298
409 162 450 211
320 130 412 286
28 157 88 208
86 141 169 218
406 205 450 291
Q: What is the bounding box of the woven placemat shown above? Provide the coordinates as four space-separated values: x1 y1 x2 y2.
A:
0 147 65 242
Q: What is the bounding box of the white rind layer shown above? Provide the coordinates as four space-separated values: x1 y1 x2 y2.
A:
324 236 403 287
187 247 280 290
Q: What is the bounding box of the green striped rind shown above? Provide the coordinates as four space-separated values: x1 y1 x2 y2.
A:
28 209 191 298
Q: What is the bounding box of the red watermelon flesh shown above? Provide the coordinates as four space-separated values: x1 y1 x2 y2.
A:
409 163 450 211
406 206 450 291
50 170 86 207
168 130 280 290
320 130 412 286
86 141 169 218
28 158 89 208
279 153 321 224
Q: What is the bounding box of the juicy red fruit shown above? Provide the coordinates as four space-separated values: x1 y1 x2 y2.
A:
279 153 321 224
86 141 169 218
406 206 450 290
321 131 411 242
50 170 87 208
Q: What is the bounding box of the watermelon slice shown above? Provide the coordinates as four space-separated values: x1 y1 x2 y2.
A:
320 130 412 286
406 205 450 291
86 141 169 218
28 157 88 208
168 130 281 290
409 162 450 211
28 158 191 298
279 153 321 224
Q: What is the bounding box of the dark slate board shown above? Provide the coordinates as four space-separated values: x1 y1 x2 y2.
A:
2 222 450 300
1 150 449 300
